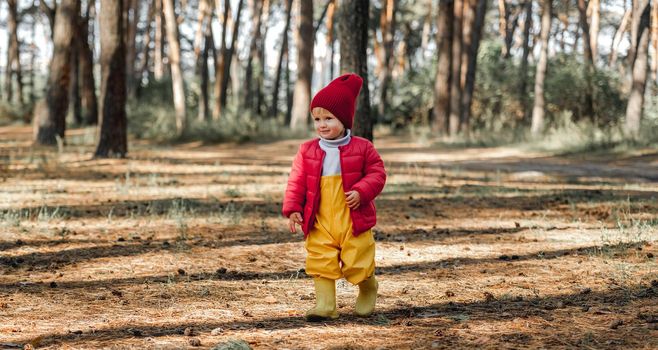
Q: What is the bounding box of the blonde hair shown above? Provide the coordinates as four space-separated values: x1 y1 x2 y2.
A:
311 107 334 117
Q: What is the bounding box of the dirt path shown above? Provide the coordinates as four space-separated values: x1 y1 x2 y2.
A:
1 126 657 349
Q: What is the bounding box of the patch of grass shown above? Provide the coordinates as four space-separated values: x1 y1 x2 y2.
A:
224 188 242 198
37 205 62 222
0 209 28 227
219 202 245 226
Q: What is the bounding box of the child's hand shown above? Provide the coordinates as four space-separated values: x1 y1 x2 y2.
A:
345 190 361 209
288 212 303 233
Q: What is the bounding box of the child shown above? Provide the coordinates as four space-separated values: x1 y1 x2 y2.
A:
282 73 387 321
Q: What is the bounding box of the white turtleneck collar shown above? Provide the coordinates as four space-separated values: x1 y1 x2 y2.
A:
319 129 351 148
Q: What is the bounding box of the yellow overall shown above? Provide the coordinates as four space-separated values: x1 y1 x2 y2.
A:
305 175 375 285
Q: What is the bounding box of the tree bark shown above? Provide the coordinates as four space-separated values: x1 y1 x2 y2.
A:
284 38 293 126
433 0 452 135
577 0 594 65
577 0 595 120
531 0 551 136
290 0 314 130
220 0 244 108
270 0 293 118
199 23 213 121
324 0 336 86
126 0 140 98
377 0 396 123
625 0 651 137
154 0 165 80
589 0 600 63
499 0 518 58
519 0 532 108
498 0 508 56
69 0 83 125
35 0 78 146
650 0 657 86
449 0 463 135
79 0 98 125
136 0 155 97
194 0 211 60
461 0 487 135
558 0 569 51
338 0 372 140
629 0 640 67
95 0 128 158
244 0 265 111
257 0 271 115
6 0 23 105
213 0 231 120
609 9 631 67
39 0 56 36
421 0 433 52
163 0 187 136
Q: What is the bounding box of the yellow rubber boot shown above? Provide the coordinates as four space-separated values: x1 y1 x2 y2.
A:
305 277 339 321
355 275 378 317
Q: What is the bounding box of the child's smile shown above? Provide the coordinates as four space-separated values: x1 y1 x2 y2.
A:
312 108 346 140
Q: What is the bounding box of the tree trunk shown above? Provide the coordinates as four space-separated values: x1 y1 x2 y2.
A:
324 0 336 86
163 0 187 136
220 0 244 109
650 1 657 86
136 0 155 98
499 0 518 59
244 0 265 111
433 0 452 135
270 0 293 118
213 0 231 120
284 38 293 126
577 0 595 120
589 0 600 63
126 0 140 98
69 0 82 125
498 0 508 56
194 0 211 60
625 0 651 137
577 0 594 65
35 0 78 146
461 0 474 89
70 27 82 125
629 0 640 68
558 0 569 52
449 0 463 135
154 0 165 80
253 0 270 116
461 0 487 135
96 0 128 158
377 0 396 123
198 11 214 121
338 0 372 140
519 0 532 109
531 0 551 136
80 0 98 125
421 0 433 52
27 12 37 105
39 0 56 36
609 9 631 67
6 0 24 105
290 0 314 130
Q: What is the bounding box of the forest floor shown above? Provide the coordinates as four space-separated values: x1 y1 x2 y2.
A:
0 125 657 349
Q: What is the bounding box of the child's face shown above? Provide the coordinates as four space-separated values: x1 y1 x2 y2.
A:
312 108 345 140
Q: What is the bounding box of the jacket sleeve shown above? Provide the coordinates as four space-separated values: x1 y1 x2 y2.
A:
351 143 386 205
282 145 306 218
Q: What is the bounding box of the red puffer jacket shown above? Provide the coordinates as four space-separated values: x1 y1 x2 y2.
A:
282 136 387 237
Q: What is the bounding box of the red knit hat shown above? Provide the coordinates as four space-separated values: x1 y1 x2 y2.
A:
310 73 363 129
